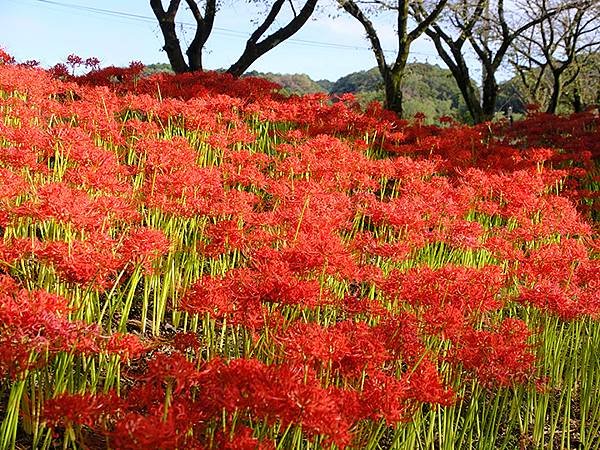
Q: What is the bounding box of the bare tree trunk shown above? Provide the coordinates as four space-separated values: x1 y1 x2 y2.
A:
417 0 561 123
150 0 189 73
150 0 216 73
426 30 483 123
481 71 498 121
546 72 562 113
382 67 405 116
227 0 318 77
572 86 583 112
460 76 484 123
184 0 216 72
338 0 448 117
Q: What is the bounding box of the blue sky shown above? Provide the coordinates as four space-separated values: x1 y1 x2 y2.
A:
1 0 453 81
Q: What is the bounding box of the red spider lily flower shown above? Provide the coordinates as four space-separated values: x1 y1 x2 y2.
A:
373 313 425 363
109 411 182 450
91 194 141 225
51 127 133 194
0 274 19 292
120 227 170 274
326 386 365 430
406 358 455 406
141 352 201 395
180 272 238 319
215 426 275 450
380 265 508 339
359 369 414 423
421 305 467 341
62 352 207 448
436 219 485 250
250 248 325 306
16 182 105 231
62 166 132 196
360 362 454 425
120 116 161 136
0 237 39 268
381 265 506 316
451 318 537 387
221 149 270 189
282 228 359 279
439 115 454 125
280 320 392 377
0 48 15 64
0 168 27 201
0 282 110 376
508 196 592 241
37 233 123 289
137 136 199 174
171 332 202 354
181 261 325 329
350 231 413 263
518 271 600 320
66 54 84 71
273 135 377 191
43 391 124 429
483 235 524 261
266 178 353 222
144 166 225 217
198 358 353 447
515 239 589 284
202 219 247 257
84 57 101 70
413 112 426 122
215 189 260 218
0 143 46 173
104 333 147 362
340 293 388 317
513 240 600 317
48 63 70 80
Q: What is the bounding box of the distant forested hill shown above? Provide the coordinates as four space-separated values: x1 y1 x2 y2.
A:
143 63 174 76
328 64 471 121
245 71 327 95
144 62 476 121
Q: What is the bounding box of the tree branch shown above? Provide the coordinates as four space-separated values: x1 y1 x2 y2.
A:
337 0 388 75
408 0 449 43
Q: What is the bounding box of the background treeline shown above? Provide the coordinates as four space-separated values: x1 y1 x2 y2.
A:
147 0 600 124
146 62 473 121
147 60 599 123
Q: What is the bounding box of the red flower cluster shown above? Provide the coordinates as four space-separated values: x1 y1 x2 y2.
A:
0 58 598 449
0 275 144 377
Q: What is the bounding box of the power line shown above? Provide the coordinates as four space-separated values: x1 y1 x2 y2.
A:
23 0 441 58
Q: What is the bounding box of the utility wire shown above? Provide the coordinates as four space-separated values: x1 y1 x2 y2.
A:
23 0 441 58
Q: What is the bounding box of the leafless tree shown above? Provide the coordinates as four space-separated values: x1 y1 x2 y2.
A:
510 0 600 113
337 0 449 117
413 0 562 122
150 0 318 76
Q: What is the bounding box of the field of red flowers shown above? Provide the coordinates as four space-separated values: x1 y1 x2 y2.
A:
0 51 599 450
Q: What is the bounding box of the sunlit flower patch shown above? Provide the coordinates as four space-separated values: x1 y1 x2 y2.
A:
0 53 599 449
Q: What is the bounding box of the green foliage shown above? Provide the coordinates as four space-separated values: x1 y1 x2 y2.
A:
245 71 327 95
146 62 471 122
331 64 472 123
496 79 526 115
402 63 470 121
329 67 383 94
504 52 600 114
315 78 333 92
142 63 174 76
